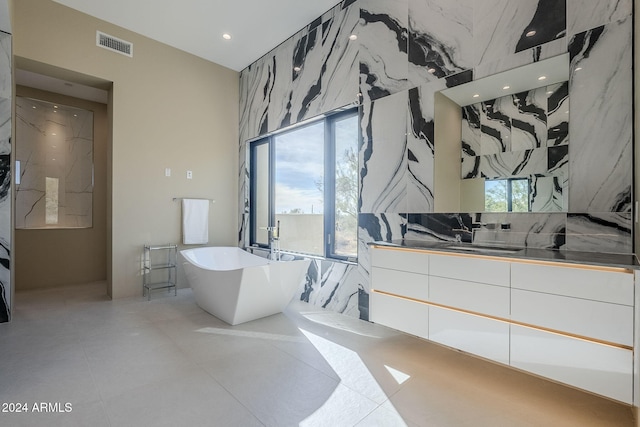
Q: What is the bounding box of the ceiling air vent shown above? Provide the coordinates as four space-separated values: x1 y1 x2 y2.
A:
96 31 133 57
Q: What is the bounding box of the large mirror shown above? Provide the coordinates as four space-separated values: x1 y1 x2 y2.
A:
434 54 569 213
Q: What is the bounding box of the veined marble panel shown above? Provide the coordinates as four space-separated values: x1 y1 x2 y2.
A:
357 212 406 281
461 104 481 157
405 213 473 243
530 175 563 212
461 156 480 179
314 3 360 114
360 90 408 213
239 56 272 142
238 142 249 247
474 38 567 80
508 87 547 152
479 148 547 179
568 18 632 213
472 212 566 249
480 98 511 155
15 97 93 229
407 80 447 213
300 260 366 320
474 0 566 67
546 81 569 146
359 0 409 103
0 34 10 100
407 0 473 88
565 212 632 253
567 0 632 38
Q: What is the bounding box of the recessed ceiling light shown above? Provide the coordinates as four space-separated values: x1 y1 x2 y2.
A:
293 66 301 72
427 68 436 74
526 30 536 37
32 106 36 109
54 105 58 108
575 67 582 71
51 133 56 136
538 75 547 81
503 85 510 90
222 33 232 40
473 94 480 98
547 90 553 94
73 114 77 117
349 34 357 41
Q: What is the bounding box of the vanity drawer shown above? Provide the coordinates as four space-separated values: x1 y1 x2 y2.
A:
430 307 509 365
511 325 633 404
511 289 633 346
511 262 633 305
371 267 428 301
371 247 429 275
429 276 509 318
429 253 510 287
370 292 429 339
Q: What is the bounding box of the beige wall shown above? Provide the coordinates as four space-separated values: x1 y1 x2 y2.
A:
15 86 107 290
434 92 462 212
11 0 239 298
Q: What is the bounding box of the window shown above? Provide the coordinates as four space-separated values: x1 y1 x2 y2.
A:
485 178 529 212
250 109 359 261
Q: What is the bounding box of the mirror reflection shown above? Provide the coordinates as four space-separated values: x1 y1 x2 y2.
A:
435 53 569 213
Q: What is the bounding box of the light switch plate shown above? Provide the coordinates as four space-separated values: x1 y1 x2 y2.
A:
187 170 193 179
165 168 171 177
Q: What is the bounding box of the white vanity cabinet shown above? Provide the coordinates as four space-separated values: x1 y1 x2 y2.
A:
510 262 635 404
370 248 429 339
428 254 511 364
369 245 638 404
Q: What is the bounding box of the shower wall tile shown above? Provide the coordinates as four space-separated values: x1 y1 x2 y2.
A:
0 34 10 99
407 0 473 88
567 0 632 38
568 18 632 213
473 0 566 67
359 91 408 213
565 213 632 253
239 56 272 142
359 0 409 103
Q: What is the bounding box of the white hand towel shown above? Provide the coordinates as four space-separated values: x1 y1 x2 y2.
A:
182 199 209 245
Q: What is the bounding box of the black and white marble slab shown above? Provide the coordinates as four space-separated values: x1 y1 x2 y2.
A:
358 0 409 103
474 0 566 67
359 91 408 213
479 148 547 179
480 98 511 155
407 0 473 88
299 259 366 320
530 175 563 212
407 79 449 213
508 87 547 152
474 38 567 81
565 212 632 253
461 104 481 158
405 213 473 243
567 0 632 37
472 212 566 249
238 142 249 247
239 57 272 142
568 18 632 213
357 212 406 282
546 81 569 146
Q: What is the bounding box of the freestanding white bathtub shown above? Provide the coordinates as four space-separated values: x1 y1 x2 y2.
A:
180 246 310 325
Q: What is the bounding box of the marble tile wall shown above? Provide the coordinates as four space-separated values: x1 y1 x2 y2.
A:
238 0 633 320
15 97 93 229
0 31 10 323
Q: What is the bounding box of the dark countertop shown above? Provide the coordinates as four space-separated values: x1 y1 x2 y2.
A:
370 240 640 270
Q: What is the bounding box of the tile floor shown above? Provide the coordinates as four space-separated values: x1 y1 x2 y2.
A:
0 282 635 427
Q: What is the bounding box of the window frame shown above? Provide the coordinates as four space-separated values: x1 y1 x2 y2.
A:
248 108 359 262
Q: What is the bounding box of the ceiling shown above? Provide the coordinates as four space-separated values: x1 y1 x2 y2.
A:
52 0 343 72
